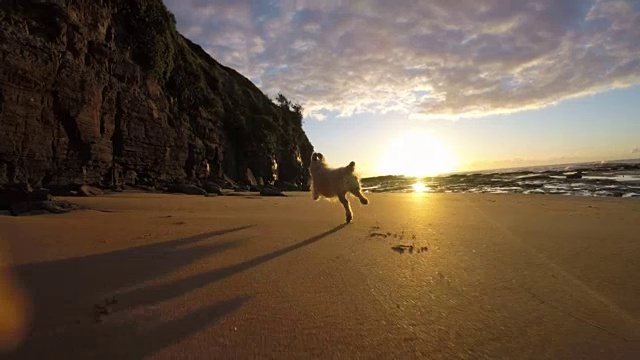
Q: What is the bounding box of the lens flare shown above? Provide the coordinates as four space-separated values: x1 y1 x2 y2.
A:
0 243 31 352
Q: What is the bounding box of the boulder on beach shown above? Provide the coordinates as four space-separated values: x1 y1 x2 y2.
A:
246 168 258 186
260 185 286 197
0 183 80 216
79 185 104 197
200 181 224 195
0 183 47 208
167 184 207 196
10 200 81 216
275 181 300 191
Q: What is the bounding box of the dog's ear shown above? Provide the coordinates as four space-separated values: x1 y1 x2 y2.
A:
311 153 324 162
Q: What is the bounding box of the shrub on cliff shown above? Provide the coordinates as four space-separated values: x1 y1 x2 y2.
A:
116 0 176 81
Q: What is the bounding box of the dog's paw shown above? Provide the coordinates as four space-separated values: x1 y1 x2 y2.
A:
360 197 369 205
346 213 353 223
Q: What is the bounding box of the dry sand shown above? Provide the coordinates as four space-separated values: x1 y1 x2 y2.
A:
1 191 639 359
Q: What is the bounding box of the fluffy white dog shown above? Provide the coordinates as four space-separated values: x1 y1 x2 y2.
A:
309 152 369 223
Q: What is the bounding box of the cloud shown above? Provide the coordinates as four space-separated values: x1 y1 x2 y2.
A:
164 0 640 120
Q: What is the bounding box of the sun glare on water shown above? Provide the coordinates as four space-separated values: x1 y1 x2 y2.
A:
412 182 429 193
377 131 458 177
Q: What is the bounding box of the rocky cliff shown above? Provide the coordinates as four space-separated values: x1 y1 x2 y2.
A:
0 0 314 191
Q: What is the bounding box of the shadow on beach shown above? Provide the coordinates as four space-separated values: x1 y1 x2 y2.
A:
8 225 253 359
113 223 348 311
8 223 347 358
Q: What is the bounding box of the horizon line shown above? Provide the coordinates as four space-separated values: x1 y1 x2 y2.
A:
360 156 640 180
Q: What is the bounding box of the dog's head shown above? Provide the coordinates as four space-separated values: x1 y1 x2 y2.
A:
309 152 327 172
311 152 324 163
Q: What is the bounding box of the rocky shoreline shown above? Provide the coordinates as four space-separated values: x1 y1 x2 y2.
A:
361 159 640 198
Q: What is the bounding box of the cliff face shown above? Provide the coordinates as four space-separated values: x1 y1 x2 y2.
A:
0 0 314 190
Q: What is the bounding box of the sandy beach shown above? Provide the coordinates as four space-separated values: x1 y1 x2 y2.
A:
1 192 639 359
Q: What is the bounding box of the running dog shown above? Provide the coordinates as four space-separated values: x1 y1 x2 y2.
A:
309 152 369 223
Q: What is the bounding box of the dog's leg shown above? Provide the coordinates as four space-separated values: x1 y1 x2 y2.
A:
338 192 353 223
312 188 319 200
346 178 369 205
351 188 369 205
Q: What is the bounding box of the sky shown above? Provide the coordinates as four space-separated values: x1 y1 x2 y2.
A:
163 0 640 177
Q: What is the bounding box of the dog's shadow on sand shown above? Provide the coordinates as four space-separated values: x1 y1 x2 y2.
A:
10 223 347 359
113 223 348 312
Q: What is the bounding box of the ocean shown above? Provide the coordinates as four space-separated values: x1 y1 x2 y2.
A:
360 158 640 198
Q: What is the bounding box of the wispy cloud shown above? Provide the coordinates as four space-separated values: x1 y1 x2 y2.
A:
164 0 640 120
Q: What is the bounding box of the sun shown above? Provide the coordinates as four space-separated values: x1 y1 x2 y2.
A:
377 131 458 177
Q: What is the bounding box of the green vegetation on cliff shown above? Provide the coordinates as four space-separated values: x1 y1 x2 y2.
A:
117 0 177 81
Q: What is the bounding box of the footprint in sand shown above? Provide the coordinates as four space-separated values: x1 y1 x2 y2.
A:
390 244 428 254
369 226 429 255
93 297 118 323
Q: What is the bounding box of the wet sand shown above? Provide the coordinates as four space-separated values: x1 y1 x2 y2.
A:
1 192 639 359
